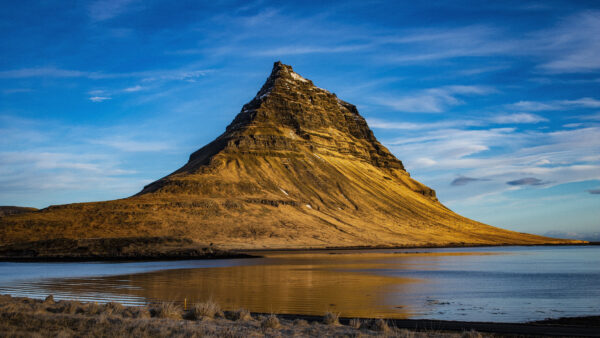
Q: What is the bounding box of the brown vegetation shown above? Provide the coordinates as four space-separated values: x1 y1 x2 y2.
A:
0 294 480 337
323 311 340 326
187 300 222 320
0 206 37 218
0 237 255 261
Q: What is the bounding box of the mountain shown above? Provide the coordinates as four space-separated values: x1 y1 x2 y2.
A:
0 62 581 250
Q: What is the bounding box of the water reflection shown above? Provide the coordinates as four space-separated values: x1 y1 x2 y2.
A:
32 253 425 318
1 247 599 322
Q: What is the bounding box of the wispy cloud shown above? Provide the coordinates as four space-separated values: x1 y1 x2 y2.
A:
123 85 144 92
2 88 32 94
367 118 478 130
91 138 172 152
374 11 600 73
490 113 548 124
0 67 90 79
379 25 515 63
506 97 600 111
372 85 493 113
368 112 547 132
536 11 600 73
0 66 212 81
561 98 600 108
254 44 369 56
89 96 111 102
88 0 139 21
505 101 561 112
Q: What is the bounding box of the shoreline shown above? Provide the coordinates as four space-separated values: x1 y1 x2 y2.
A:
240 241 596 253
1 240 595 262
0 236 260 262
0 295 598 337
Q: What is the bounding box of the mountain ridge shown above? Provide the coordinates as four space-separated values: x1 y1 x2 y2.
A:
0 62 583 250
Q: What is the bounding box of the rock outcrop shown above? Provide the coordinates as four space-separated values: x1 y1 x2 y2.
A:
0 62 581 249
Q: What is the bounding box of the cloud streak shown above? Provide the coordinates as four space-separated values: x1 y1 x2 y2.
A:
88 0 138 21
372 85 493 113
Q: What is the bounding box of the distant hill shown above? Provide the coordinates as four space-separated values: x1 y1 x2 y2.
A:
0 206 38 218
0 62 583 250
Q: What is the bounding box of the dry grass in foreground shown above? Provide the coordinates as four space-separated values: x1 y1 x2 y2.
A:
0 294 486 337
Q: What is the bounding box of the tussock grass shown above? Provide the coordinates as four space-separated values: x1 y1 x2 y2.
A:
226 308 252 321
43 295 54 304
323 311 340 325
188 300 222 320
0 294 488 337
260 314 280 329
368 318 390 332
293 318 309 326
150 302 181 320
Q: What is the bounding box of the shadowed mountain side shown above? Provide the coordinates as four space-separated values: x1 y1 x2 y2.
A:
0 62 582 250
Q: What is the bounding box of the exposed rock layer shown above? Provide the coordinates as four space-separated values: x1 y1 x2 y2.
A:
0 62 581 249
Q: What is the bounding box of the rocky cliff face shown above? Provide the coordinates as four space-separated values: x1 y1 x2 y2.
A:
141 62 411 194
0 62 579 249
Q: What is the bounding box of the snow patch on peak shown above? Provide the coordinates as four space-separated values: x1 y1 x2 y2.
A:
290 71 308 82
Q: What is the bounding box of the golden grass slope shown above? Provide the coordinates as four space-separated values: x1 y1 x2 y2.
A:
0 62 582 249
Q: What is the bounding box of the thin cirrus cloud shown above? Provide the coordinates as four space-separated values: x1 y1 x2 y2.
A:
535 11 600 73
91 138 173 152
253 44 370 56
372 85 493 113
367 113 546 131
490 113 548 124
89 96 111 102
0 67 212 82
506 98 600 111
123 85 144 92
88 0 139 22
372 10 600 74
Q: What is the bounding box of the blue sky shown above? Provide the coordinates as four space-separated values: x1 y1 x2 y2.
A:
1 0 599 240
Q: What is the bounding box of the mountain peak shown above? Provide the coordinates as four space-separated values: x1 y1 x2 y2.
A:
189 62 408 174
270 61 311 83
0 62 576 250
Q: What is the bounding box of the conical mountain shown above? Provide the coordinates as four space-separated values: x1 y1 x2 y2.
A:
0 62 579 249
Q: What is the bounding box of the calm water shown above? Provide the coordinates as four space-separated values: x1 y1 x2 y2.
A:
0 246 598 322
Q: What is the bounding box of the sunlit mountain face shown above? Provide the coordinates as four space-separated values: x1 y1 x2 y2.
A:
0 63 582 249
0 1 598 239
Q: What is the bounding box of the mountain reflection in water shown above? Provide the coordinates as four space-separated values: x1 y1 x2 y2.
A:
1 246 599 322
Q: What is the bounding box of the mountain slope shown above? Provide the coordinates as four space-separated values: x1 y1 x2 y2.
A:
0 62 580 249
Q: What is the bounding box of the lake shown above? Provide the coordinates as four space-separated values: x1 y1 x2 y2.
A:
0 245 598 322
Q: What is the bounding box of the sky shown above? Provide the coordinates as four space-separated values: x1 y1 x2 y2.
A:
1 0 599 240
